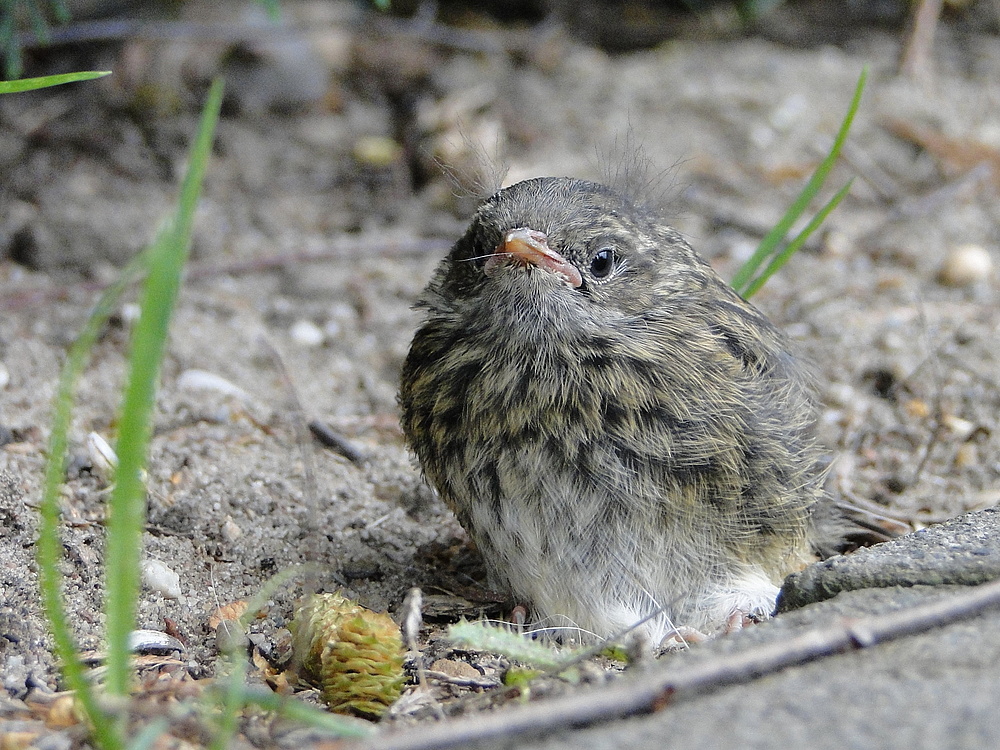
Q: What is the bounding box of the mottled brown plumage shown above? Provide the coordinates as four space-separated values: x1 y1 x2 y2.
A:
399 176 827 641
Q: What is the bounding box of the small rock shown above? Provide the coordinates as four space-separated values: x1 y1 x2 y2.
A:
903 398 931 419
215 619 248 655
119 303 142 324
821 229 851 258
2 655 28 695
429 658 482 680
942 414 977 440
289 319 325 347
938 244 993 286
221 515 243 542
142 559 182 599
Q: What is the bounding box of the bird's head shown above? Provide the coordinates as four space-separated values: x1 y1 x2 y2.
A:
428 177 712 322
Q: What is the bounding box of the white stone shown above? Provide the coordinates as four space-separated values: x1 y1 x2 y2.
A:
938 244 993 286
221 516 243 542
142 559 182 599
290 319 325 347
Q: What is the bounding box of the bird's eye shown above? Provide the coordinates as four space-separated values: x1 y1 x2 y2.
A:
589 248 616 279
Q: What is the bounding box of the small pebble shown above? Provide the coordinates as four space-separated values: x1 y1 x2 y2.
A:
942 414 977 440
769 93 808 131
429 658 481 680
142 559 182 599
2 654 27 694
824 383 856 409
120 303 141 324
215 619 248 655
904 398 931 419
938 244 993 286
221 516 243 542
954 442 978 470
289 319 325 347
821 229 852 258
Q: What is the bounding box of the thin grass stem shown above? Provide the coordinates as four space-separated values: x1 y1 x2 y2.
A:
741 178 853 298
103 78 224 696
731 67 867 296
35 249 154 750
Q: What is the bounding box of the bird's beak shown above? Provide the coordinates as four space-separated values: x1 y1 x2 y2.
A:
484 227 583 288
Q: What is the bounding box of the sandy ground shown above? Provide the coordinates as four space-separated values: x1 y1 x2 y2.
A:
1 0 999 744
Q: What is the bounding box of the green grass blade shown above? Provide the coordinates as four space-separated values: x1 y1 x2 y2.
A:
731 66 866 295
207 564 322 747
741 178 853 298
103 78 224 697
35 245 157 750
207 658 247 750
0 70 111 93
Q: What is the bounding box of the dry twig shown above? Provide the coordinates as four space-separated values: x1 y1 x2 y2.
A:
899 0 943 82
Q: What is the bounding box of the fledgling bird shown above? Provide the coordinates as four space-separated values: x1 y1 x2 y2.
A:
399 176 828 642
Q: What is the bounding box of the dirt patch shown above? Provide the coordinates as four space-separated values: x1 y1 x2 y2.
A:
1 0 999 742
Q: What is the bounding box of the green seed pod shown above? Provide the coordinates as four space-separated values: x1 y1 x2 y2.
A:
291 593 405 718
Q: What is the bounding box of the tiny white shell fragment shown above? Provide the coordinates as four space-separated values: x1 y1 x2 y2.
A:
86 432 118 481
938 244 993 286
142 559 182 599
290 319 325 347
0 362 9 390
176 369 251 402
943 414 977 440
128 629 185 655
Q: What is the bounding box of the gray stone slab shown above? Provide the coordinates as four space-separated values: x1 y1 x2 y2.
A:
778 507 1000 611
473 586 1000 750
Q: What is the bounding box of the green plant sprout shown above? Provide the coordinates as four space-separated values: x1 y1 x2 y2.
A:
731 67 866 298
0 68 108 92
